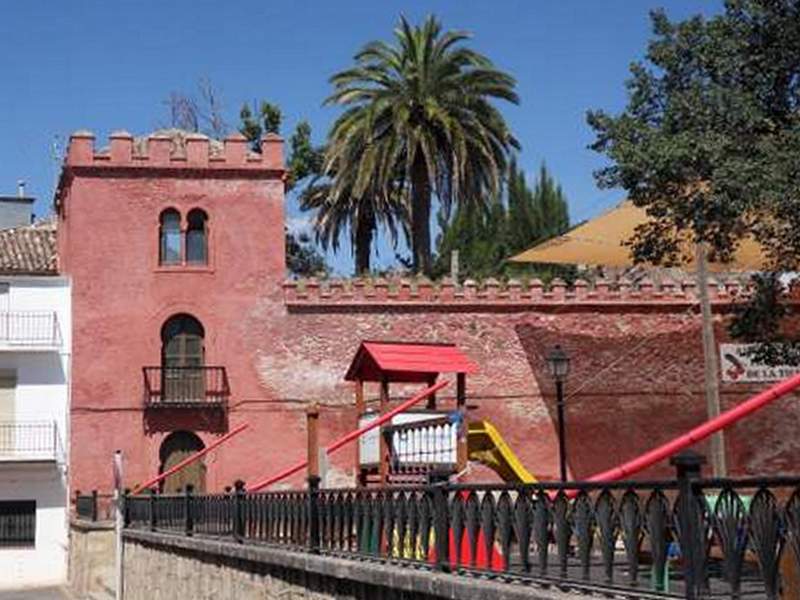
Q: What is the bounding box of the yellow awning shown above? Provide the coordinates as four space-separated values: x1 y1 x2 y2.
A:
510 200 767 273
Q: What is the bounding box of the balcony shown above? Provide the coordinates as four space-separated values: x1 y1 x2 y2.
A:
143 366 229 408
0 311 62 351
0 421 60 463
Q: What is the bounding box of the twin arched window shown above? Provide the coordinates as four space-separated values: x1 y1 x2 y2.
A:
159 209 208 266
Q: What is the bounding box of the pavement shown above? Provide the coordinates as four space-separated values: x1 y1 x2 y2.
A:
0 589 72 600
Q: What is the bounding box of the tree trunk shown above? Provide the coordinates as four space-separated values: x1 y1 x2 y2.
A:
411 158 432 275
354 206 374 275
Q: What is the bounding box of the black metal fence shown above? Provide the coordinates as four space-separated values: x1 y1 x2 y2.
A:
0 421 59 458
123 460 800 599
0 311 61 347
142 366 230 407
74 490 115 522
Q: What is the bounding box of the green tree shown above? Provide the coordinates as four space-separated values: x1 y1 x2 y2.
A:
299 136 404 275
587 1 800 361
239 100 282 148
435 159 571 280
285 228 327 278
434 199 509 279
238 100 329 277
324 15 519 276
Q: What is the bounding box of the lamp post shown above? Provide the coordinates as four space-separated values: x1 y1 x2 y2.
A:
546 345 570 482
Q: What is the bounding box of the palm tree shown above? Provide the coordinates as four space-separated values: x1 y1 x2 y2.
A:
299 154 403 275
325 15 519 275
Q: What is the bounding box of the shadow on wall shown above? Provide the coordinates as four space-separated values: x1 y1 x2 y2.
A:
514 321 718 480
0 471 67 508
10 352 67 385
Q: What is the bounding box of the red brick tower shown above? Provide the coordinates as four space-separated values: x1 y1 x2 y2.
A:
57 129 286 494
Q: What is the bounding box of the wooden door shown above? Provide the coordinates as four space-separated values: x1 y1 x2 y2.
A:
162 316 205 402
159 431 206 494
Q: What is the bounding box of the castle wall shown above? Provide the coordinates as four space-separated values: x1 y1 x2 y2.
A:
60 132 800 496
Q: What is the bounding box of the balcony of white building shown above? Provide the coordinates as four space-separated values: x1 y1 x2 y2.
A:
0 420 61 465
0 311 62 352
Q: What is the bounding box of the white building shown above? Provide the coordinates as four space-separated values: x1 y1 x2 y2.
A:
0 218 71 589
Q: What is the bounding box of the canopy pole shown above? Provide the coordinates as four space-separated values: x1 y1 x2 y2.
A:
696 242 726 477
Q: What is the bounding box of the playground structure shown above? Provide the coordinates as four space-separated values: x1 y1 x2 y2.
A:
344 340 538 486
346 341 474 486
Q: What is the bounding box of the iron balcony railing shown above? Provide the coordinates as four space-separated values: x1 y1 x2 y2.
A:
142 366 230 407
0 311 61 348
123 468 800 599
0 421 59 461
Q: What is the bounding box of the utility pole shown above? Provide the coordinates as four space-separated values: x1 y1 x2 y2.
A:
696 242 726 477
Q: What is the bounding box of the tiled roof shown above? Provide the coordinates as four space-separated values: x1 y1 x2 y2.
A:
0 218 58 275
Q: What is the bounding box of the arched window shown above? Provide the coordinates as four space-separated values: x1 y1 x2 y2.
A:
186 209 208 265
161 314 204 402
159 209 181 265
159 431 206 493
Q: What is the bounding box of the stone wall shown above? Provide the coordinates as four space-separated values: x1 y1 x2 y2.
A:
69 520 116 599
246 281 800 488
122 530 576 600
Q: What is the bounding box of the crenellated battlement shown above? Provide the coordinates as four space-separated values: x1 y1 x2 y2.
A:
65 129 284 172
284 275 759 309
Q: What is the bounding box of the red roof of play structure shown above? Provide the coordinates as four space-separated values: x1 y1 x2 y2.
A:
344 341 478 383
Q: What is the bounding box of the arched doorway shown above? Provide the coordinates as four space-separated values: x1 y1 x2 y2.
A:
161 314 205 402
159 431 206 493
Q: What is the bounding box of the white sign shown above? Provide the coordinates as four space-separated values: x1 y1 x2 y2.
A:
720 343 800 383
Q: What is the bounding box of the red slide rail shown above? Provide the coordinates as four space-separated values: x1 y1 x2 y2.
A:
247 380 450 492
132 423 249 495
588 371 800 483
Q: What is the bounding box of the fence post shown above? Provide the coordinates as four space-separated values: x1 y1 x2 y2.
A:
233 480 245 543
184 484 194 536
456 373 468 472
123 489 130 527
429 473 450 572
670 450 706 600
91 490 98 522
149 488 157 531
307 403 321 553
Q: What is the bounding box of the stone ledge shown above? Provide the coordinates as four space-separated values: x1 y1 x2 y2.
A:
70 518 115 532
123 529 588 599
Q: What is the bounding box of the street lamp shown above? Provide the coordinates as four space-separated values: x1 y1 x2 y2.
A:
546 345 570 482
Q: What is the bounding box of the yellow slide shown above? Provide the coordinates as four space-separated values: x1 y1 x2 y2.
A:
467 420 537 483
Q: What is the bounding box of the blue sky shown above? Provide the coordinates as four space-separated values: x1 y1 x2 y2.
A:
0 1 721 273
